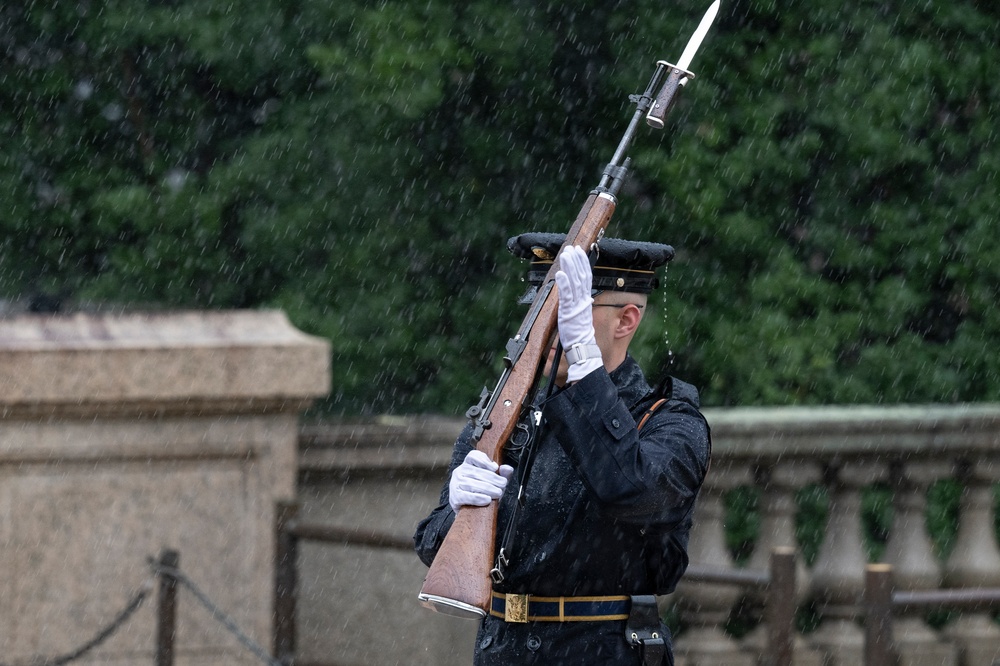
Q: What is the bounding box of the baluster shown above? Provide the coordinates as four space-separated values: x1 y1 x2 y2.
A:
674 461 755 666
807 460 884 666
882 460 957 666
942 458 1000 666
742 461 822 666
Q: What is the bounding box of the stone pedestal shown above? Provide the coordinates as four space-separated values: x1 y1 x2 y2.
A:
0 310 329 664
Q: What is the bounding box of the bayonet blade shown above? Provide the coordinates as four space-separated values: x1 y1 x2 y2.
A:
676 0 721 74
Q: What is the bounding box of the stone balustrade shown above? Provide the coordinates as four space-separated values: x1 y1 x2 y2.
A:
297 404 1000 666
9 310 994 666
675 404 1000 666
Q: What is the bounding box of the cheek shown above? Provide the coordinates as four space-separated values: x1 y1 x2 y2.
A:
591 311 618 347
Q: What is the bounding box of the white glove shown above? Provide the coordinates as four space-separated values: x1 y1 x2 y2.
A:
448 450 514 512
555 245 603 383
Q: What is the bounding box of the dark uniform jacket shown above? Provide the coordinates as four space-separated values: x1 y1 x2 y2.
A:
414 354 711 665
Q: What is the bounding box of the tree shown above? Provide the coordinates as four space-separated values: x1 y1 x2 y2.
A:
2 0 998 414
646 0 1000 405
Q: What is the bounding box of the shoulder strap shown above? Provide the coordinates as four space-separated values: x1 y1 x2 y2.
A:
636 398 667 432
650 375 713 475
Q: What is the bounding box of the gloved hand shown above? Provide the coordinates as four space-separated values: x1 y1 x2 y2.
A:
449 450 514 513
555 245 603 383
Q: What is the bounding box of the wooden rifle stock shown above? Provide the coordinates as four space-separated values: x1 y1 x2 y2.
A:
418 192 617 618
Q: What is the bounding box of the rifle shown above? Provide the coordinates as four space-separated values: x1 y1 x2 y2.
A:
418 1 721 619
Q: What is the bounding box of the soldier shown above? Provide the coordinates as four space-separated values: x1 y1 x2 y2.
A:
415 233 711 665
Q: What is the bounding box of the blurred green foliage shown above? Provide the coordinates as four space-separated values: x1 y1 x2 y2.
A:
2 0 999 415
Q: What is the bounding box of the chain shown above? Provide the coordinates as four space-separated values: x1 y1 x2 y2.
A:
0 579 153 666
2 555 283 666
148 558 283 666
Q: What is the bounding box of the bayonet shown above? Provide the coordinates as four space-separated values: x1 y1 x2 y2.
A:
646 0 721 128
677 0 721 78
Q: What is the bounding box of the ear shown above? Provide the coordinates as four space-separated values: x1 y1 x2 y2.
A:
613 304 644 340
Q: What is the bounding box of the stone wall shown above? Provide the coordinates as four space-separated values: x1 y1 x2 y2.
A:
294 405 1000 666
0 310 329 665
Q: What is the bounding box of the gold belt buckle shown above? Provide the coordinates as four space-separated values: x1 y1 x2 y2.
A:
505 593 529 623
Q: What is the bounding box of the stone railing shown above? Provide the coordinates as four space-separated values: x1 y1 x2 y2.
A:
295 404 1000 666
677 404 1000 666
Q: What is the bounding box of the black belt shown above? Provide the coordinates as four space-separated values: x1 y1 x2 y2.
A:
489 592 630 623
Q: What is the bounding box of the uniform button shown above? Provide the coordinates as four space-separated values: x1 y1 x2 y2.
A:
526 635 542 652
479 635 493 650
612 418 621 428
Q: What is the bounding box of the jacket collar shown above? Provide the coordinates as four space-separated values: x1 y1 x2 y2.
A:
608 353 653 412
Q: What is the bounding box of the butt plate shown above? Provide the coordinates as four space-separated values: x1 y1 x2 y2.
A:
418 593 487 620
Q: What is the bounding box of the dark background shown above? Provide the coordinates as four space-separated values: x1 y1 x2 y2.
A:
3 0 998 415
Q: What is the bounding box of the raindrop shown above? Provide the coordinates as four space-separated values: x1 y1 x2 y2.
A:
73 80 94 101
101 103 124 121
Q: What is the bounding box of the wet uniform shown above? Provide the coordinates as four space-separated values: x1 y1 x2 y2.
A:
414 355 711 665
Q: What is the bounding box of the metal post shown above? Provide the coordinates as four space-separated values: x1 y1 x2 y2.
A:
274 501 300 665
766 547 796 666
155 549 179 666
864 564 896 666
